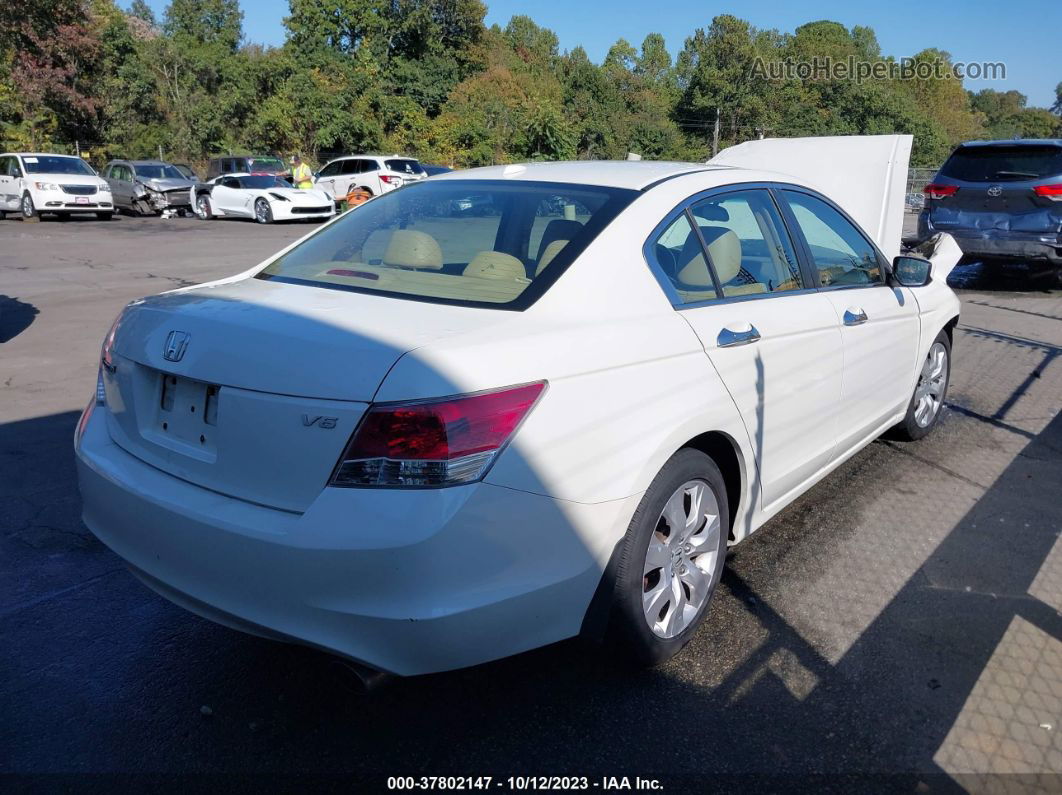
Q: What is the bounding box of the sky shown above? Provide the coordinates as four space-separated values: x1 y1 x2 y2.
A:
135 0 1060 108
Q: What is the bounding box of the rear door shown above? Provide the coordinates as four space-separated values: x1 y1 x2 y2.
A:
780 188 920 451
650 187 844 510
0 156 15 209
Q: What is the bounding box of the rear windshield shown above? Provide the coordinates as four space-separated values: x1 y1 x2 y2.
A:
941 145 1062 182
134 164 184 179
22 155 95 175
257 179 636 309
247 157 284 172
385 158 425 175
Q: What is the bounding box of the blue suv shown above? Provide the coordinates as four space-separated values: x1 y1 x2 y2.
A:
918 139 1062 285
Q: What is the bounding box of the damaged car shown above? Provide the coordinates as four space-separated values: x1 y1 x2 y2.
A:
103 160 196 216
192 173 335 223
77 135 961 677
918 139 1062 285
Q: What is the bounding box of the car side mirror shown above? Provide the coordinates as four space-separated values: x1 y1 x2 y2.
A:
892 255 932 287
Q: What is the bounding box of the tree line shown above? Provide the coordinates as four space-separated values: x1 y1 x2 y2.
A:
2 0 1060 170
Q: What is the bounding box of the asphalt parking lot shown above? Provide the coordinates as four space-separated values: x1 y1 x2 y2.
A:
2 213 1061 788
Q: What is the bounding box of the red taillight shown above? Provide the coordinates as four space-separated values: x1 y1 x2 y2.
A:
101 312 123 373
379 174 402 186
1033 184 1062 201
331 382 546 487
924 184 959 199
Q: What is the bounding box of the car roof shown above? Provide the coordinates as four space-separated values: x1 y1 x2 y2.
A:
957 139 1062 148
4 152 86 158
428 160 723 191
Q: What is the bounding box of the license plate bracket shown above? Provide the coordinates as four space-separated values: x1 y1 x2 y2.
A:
157 373 219 451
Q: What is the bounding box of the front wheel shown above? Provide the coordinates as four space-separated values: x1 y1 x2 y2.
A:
891 331 951 441
20 192 37 219
195 194 213 220
606 449 728 666
254 197 273 224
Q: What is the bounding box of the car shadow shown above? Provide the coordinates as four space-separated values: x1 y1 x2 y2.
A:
2 300 1060 787
947 258 1059 292
0 295 39 343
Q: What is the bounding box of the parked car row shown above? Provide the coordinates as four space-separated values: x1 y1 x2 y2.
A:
0 151 452 224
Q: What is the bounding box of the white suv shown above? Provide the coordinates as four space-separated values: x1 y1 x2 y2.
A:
0 153 114 220
312 155 426 202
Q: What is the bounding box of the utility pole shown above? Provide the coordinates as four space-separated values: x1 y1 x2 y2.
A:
712 108 720 158
159 144 164 161
75 140 80 157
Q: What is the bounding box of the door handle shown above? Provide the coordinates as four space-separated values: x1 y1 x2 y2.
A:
843 308 869 326
717 324 761 348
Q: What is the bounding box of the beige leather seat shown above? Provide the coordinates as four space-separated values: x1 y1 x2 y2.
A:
535 239 569 275
537 219 583 260
679 227 765 297
463 251 528 281
382 229 443 270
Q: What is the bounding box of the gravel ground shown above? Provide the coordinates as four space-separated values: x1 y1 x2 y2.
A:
1 213 1061 791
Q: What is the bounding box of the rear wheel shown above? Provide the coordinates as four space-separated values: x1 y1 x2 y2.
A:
195 194 213 220
606 449 728 665
254 198 273 224
891 331 951 441
20 192 37 219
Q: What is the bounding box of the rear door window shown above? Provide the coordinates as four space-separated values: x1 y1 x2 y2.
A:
690 190 803 297
940 145 1062 183
385 159 425 175
257 180 636 309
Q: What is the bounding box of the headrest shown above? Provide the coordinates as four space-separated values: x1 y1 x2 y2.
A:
692 204 730 223
382 229 443 269
535 239 568 275
538 219 583 257
464 251 527 281
678 227 742 285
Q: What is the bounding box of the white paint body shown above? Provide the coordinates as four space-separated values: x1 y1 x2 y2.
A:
196 174 335 222
76 141 960 675
0 152 114 216
312 155 427 200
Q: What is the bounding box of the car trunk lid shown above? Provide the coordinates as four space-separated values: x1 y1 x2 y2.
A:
104 277 509 510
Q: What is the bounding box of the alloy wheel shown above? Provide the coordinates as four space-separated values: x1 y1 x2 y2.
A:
642 479 721 639
196 196 210 218
21 194 34 217
914 341 948 427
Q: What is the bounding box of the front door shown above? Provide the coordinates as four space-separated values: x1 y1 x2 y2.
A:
652 188 844 511
780 189 921 452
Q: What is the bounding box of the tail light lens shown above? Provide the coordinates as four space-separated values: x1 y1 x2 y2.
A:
1033 184 1062 201
379 174 403 187
101 311 123 373
924 184 959 200
330 382 546 488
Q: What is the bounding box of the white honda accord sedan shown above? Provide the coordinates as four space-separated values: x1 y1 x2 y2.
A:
75 135 960 676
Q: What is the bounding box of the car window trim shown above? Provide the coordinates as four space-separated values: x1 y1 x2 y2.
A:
774 186 891 292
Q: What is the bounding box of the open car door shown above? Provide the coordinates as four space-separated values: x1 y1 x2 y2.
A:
709 134 913 260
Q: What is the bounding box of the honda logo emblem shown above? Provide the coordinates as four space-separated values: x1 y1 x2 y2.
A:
987 185 1003 197
163 330 190 362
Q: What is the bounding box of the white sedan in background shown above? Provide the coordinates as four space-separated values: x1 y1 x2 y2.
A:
192 173 334 224
77 136 960 677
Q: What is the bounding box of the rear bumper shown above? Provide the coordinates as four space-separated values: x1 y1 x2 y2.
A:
75 406 631 675
919 214 1062 263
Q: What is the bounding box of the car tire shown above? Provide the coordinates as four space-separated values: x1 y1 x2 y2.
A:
890 330 951 442
195 194 213 220
96 212 113 221
254 198 273 224
606 448 728 666
20 192 37 220
0 210 6 220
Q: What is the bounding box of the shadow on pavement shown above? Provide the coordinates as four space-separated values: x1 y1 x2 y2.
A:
0 295 39 344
